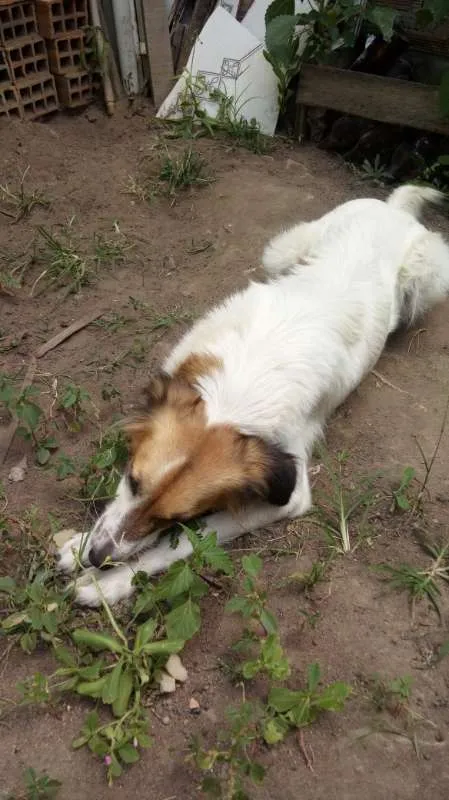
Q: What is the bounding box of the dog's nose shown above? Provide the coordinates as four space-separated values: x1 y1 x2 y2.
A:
88 544 111 569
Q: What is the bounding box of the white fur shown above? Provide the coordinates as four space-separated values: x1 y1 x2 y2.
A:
59 185 449 606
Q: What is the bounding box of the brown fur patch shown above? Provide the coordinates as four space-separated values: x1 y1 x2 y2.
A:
173 352 223 385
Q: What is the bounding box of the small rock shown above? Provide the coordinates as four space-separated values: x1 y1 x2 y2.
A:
53 528 79 548
8 456 28 482
162 716 170 725
165 654 188 683
189 697 201 714
159 672 176 694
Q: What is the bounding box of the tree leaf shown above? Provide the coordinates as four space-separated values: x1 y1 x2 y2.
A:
260 608 278 634
165 597 201 641
265 15 299 67
265 0 294 28
367 7 397 41
263 717 288 744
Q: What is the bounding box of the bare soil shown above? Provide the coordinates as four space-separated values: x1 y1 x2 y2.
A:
1 106 449 800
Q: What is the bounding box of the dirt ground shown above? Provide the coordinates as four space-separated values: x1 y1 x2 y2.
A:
1 106 449 800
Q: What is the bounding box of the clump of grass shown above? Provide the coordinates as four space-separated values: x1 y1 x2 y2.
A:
32 224 89 295
93 232 130 268
158 147 212 195
0 166 50 222
375 538 449 618
351 154 392 185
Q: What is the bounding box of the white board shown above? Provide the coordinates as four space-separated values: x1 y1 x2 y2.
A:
157 6 279 136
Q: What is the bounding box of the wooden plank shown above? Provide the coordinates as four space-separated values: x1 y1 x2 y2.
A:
141 0 174 109
297 64 449 136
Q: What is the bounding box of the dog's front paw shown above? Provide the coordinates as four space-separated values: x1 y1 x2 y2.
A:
57 532 91 573
74 566 134 608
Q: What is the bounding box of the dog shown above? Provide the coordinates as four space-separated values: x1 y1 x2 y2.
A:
58 184 449 606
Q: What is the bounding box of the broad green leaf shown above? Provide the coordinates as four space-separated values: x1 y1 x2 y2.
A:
133 618 157 652
102 661 123 704
20 631 37 653
438 154 449 165
112 668 134 717
440 70 449 118
141 638 185 654
156 560 195 599
260 608 278 635
268 686 302 713
265 15 298 66
241 554 263 580
316 681 351 710
118 743 140 763
225 595 252 616
307 662 321 693
72 628 124 653
18 401 42 431
165 597 201 641
367 7 397 41
265 0 294 28
186 529 234 575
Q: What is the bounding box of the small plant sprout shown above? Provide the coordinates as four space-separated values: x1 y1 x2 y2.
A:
375 539 449 619
226 554 290 680
0 166 50 222
0 373 58 465
20 766 62 799
58 383 95 432
313 449 377 554
391 466 416 512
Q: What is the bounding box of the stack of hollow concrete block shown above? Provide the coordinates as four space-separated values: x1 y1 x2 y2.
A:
0 0 58 120
36 0 99 109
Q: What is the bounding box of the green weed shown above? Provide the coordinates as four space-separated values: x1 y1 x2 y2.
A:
10 766 62 800
58 383 94 432
0 571 71 653
391 466 416 512
0 372 57 465
312 449 378 553
158 147 212 196
33 224 89 295
0 167 50 223
375 539 449 618
79 428 128 505
226 554 290 681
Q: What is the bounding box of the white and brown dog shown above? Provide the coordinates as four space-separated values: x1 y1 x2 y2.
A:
58 184 449 606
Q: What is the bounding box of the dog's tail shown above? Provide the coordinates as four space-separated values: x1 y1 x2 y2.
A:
387 184 444 219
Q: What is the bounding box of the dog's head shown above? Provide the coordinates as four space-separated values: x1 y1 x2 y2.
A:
87 355 296 567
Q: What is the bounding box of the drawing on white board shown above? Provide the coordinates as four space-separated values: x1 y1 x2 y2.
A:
196 45 264 100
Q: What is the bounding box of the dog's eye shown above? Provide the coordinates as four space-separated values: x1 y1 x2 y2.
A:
128 474 140 496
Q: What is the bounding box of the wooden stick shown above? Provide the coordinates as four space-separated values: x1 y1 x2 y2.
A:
0 357 36 464
35 309 103 359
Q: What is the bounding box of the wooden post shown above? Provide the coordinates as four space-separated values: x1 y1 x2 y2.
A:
141 0 174 108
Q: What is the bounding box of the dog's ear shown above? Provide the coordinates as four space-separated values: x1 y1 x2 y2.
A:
143 372 172 408
260 441 297 506
239 435 297 507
